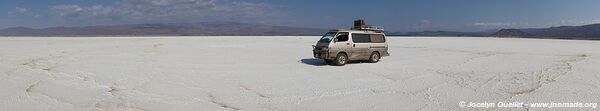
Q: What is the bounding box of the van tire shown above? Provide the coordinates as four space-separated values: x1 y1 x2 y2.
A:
334 53 348 66
368 52 380 63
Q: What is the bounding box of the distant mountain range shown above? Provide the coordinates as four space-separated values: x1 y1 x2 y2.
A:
388 30 497 37
491 24 600 40
2 22 600 40
490 29 530 37
392 24 600 40
0 22 325 36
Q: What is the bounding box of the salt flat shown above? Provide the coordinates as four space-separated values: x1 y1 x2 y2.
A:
1 36 599 111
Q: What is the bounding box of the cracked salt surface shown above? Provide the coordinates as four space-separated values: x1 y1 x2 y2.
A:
1 37 600 111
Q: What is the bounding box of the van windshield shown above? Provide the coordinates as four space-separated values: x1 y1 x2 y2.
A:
318 32 337 43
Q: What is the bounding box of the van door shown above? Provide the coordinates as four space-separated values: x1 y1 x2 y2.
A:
350 33 371 60
331 32 350 58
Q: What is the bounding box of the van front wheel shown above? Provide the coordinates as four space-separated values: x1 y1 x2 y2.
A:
334 53 348 66
369 52 380 63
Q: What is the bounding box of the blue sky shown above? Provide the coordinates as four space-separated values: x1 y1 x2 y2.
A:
2 0 600 32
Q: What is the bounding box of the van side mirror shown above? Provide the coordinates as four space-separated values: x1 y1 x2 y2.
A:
333 38 338 43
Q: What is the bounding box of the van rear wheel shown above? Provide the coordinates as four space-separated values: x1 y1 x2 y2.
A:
368 52 380 63
333 53 348 66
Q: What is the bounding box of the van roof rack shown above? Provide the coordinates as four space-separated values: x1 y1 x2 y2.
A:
351 19 385 33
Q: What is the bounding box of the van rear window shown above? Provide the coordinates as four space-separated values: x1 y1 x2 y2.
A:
370 34 385 43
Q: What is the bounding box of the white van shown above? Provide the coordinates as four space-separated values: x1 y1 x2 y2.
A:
313 29 390 66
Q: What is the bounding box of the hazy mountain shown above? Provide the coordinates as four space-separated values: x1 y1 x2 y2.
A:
0 22 325 36
392 23 600 40
4 22 600 40
492 24 600 40
389 30 495 37
491 29 531 37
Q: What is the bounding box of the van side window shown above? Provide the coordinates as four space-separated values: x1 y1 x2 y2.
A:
370 34 385 43
352 34 370 43
336 33 349 42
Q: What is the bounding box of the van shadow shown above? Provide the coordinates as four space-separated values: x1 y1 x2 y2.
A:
300 58 328 66
299 58 365 66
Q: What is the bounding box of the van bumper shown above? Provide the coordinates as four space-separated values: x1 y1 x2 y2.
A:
382 51 390 56
313 50 331 60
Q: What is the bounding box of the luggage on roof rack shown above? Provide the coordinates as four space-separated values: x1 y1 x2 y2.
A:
351 19 384 33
